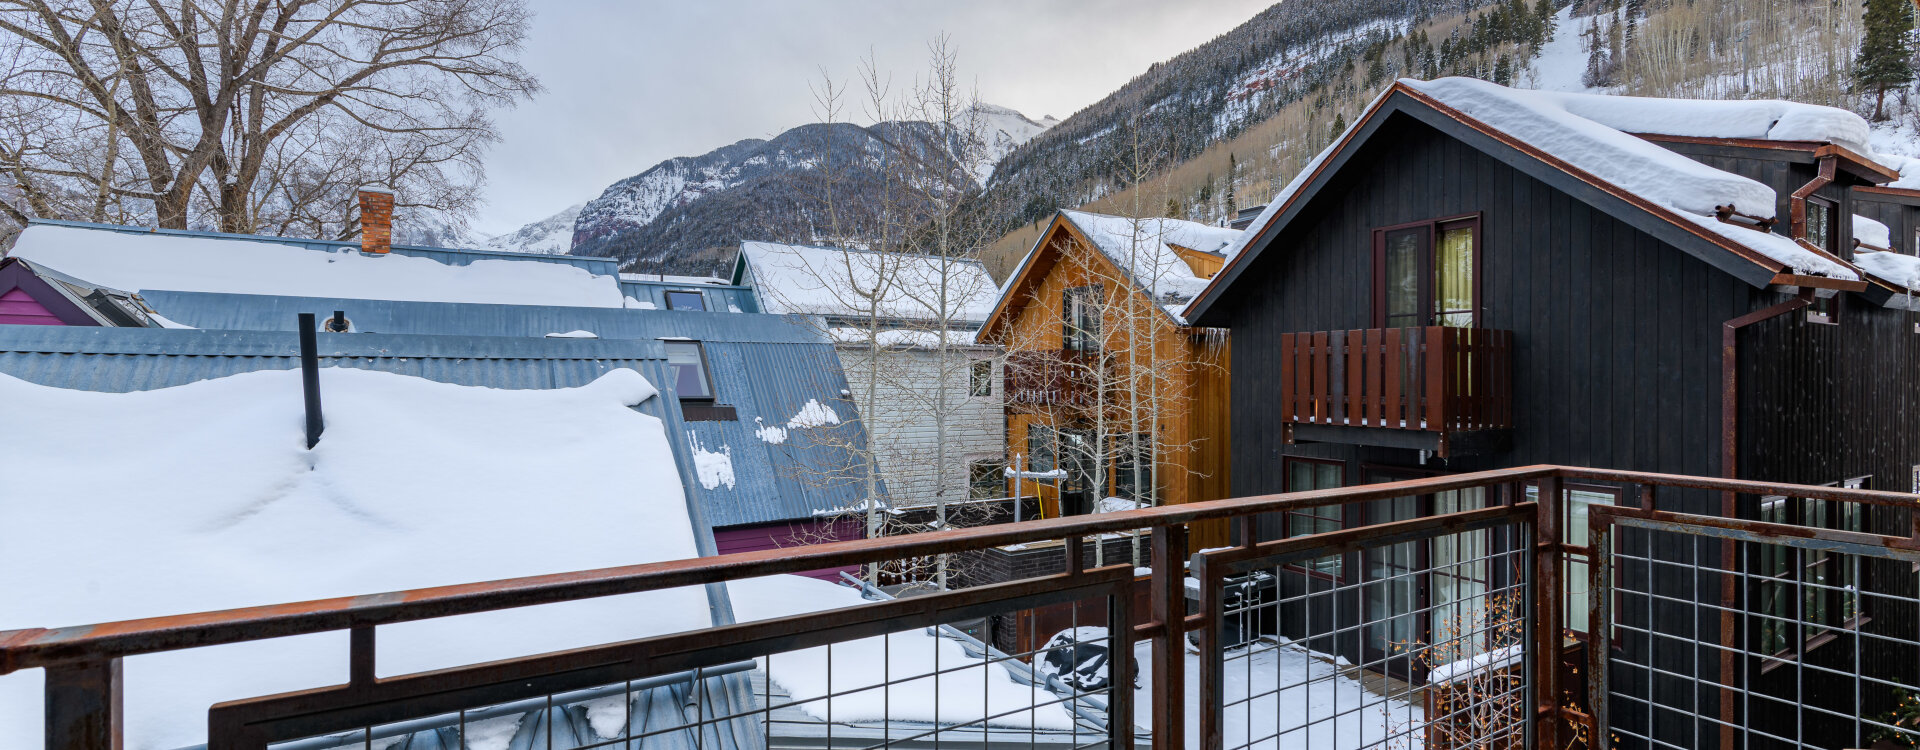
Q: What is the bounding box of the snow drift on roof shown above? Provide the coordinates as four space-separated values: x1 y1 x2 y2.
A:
741 241 998 322
10 224 630 307
1403 78 1855 279
1059 209 1242 322
1855 214 1893 248
728 575 1077 729
1550 90 1873 156
1406 78 1779 218
0 368 706 750
1856 250 1920 291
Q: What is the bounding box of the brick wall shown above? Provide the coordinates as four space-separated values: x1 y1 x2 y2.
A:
358 188 394 254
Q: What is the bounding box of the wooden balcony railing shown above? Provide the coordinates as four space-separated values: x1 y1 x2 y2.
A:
1279 326 1513 446
1004 349 1100 408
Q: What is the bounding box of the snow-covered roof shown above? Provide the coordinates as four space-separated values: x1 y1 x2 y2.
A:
1402 78 1855 278
0 367 707 750
1856 250 1920 291
826 326 984 348
1195 79 1869 322
10 223 632 308
1855 214 1893 249
1057 210 1243 322
737 241 998 323
621 272 733 286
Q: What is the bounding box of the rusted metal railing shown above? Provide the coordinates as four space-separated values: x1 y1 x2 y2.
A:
6 466 1919 750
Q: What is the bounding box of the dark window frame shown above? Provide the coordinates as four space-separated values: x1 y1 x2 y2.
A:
1521 480 1621 642
664 290 708 311
1371 213 1484 329
1755 475 1872 671
968 458 1006 500
1805 197 1838 255
1282 457 1347 581
969 360 992 397
1062 284 1103 353
662 339 717 402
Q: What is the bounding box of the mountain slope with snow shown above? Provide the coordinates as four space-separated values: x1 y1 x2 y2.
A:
566 105 1052 275
475 202 583 255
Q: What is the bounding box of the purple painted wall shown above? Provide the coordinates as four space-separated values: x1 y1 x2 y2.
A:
713 519 863 581
0 287 64 325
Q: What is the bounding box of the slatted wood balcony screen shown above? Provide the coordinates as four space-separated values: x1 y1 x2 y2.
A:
1278 326 1513 433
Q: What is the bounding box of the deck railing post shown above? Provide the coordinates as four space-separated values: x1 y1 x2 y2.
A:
1150 524 1188 750
1535 474 1564 750
45 658 121 750
1587 516 1613 748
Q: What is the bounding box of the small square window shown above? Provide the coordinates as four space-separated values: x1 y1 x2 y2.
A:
665 291 707 311
969 360 991 396
969 459 1005 499
1808 295 1839 326
663 340 714 400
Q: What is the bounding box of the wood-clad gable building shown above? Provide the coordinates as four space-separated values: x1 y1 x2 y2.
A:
1181 78 1920 732
979 210 1234 548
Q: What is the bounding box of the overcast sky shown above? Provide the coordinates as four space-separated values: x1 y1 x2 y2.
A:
471 0 1275 236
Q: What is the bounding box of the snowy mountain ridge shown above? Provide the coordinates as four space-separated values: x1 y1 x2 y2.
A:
473 103 1054 269
473 202 582 255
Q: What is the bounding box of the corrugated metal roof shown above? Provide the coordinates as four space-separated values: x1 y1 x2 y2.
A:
618 278 761 314
139 292 794 341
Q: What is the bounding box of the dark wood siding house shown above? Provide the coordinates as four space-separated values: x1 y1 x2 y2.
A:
1182 77 1920 739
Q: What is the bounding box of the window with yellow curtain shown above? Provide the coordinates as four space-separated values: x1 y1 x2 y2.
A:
1435 224 1475 327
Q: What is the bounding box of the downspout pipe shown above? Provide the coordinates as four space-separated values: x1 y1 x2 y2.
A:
1707 157 1837 745
1788 156 1837 243
1716 286 1812 747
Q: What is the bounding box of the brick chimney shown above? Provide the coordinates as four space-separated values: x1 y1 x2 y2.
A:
357 185 395 255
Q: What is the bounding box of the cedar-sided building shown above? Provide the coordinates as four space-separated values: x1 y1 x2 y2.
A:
1183 77 1920 738
980 209 1236 548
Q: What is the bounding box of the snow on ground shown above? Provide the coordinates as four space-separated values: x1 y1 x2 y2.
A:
738 241 999 322
1132 639 1422 750
727 575 1078 729
9 224 630 307
1521 7 1597 93
0 368 707 750
1870 118 1920 189
1856 214 1893 248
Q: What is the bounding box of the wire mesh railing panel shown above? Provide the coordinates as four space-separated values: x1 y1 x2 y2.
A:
208 568 1141 750
1193 505 1534 750
1594 508 1920 750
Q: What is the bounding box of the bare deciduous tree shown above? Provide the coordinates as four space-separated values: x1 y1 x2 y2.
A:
0 0 539 238
767 38 1009 589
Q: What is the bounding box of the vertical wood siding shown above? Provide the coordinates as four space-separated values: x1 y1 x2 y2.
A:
1211 114 1920 739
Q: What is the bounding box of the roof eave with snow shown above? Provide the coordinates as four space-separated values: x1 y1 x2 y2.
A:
1186 79 1875 325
